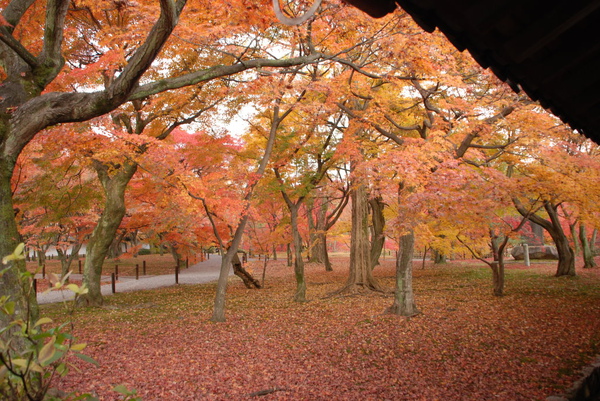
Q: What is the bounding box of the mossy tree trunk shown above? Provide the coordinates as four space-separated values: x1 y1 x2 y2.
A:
386 230 419 316
0 161 37 329
580 224 597 269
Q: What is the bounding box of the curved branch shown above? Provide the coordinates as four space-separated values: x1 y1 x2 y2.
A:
272 0 322 26
129 53 322 100
109 0 186 99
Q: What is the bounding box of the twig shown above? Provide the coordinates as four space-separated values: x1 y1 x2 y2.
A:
248 387 289 397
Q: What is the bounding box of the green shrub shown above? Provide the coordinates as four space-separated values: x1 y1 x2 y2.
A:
0 243 96 400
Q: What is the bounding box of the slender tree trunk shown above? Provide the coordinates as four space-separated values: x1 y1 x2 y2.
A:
272 244 277 261
287 243 292 267
580 224 597 269
343 183 382 292
490 234 506 296
0 162 37 328
80 162 137 306
288 204 306 301
36 249 47 272
57 242 83 278
569 221 581 255
386 230 419 316
369 196 385 270
212 97 283 321
213 247 236 322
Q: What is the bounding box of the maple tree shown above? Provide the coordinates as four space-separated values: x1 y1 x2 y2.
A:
0 0 373 315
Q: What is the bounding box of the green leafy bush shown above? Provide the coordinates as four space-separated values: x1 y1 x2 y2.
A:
0 243 96 400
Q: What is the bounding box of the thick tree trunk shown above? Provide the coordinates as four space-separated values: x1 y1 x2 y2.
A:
490 261 504 296
545 204 576 276
386 230 419 316
369 196 385 270
80 162 137 306
580 224 597 269
433 249 447 264
343 183 382 292
514 199 575 276
0 162 38 328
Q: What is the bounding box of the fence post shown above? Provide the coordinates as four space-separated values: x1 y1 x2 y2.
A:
136 264 139 280
175 261 179 284
523 243 531 267
143 260 146 275
111 273 116 293
115 264 119 281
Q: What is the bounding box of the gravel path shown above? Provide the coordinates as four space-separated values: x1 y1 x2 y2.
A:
36 254 230 305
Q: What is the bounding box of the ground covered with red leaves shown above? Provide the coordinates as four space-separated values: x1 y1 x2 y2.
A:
44 258 600 400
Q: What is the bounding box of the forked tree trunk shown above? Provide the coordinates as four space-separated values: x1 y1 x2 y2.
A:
308 197 333 270
369 196 385 270
580 224 597 269
386 230 419 316
57 242 83 278
80 162 137 306
343 183 382 292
